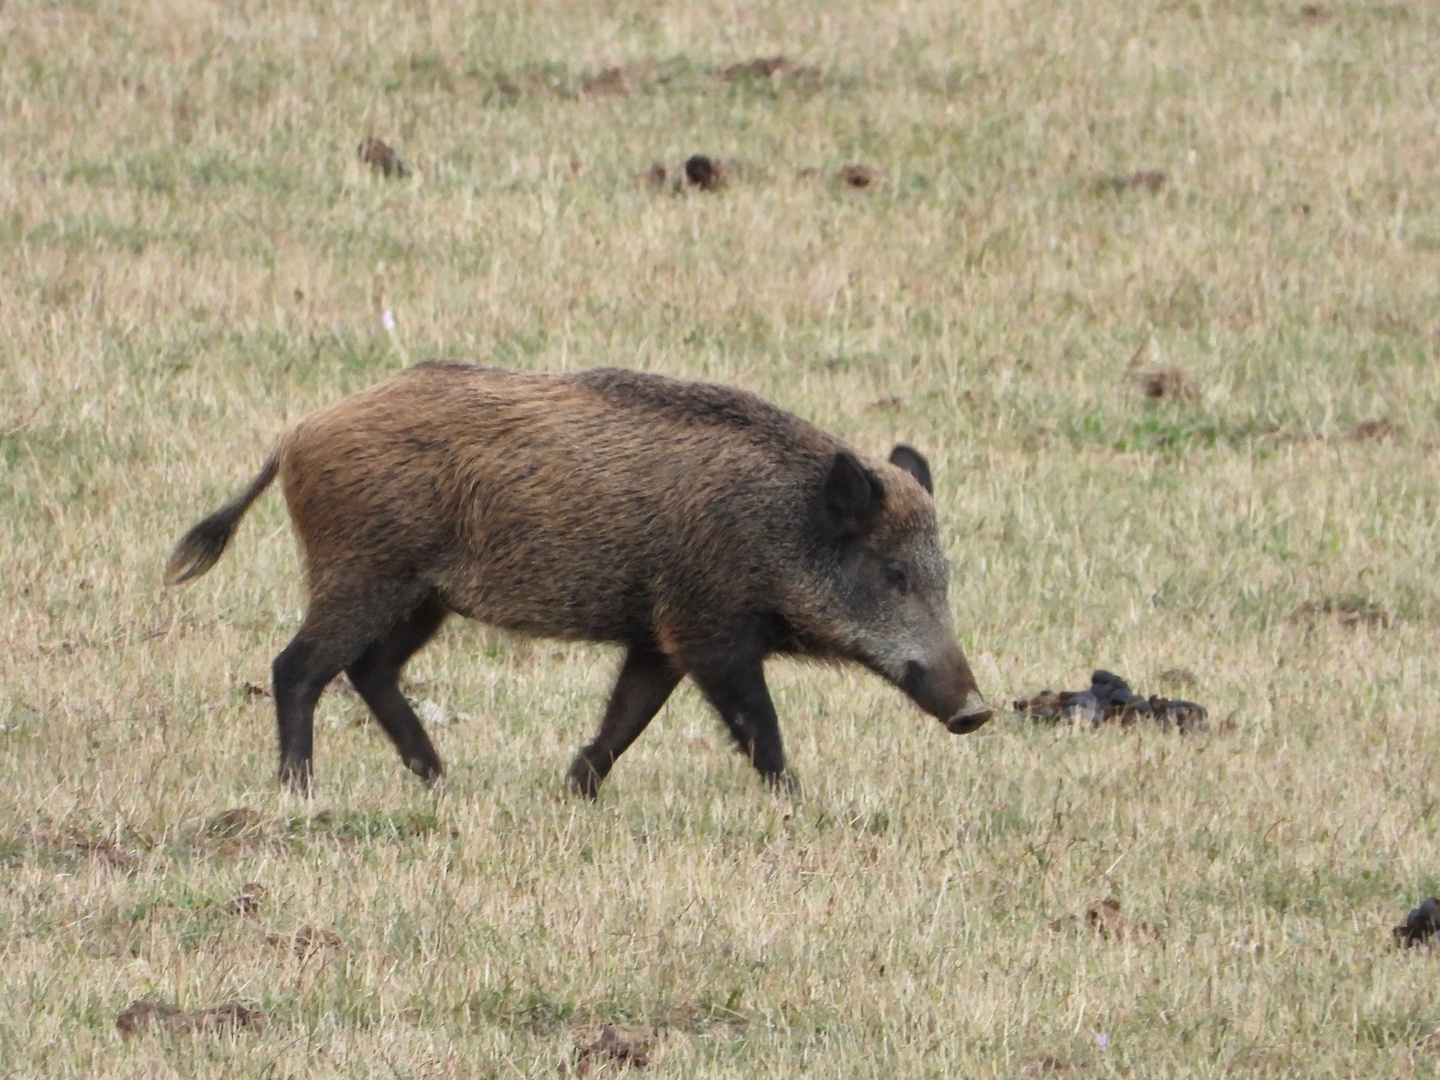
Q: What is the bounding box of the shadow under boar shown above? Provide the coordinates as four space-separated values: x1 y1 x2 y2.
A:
165 362 992 796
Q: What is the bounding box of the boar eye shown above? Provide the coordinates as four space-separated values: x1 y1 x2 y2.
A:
883 562 910 594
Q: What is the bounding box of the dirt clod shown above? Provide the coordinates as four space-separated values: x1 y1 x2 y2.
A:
74 840 138 872
1022 1055 1090 1074
838 164 883 189
1086 897 1159 941
357 137 411 179
228 882 266 916
576 1024 656 1069
205 808 265 839
190 1003 266 1034
1346 417 1399 442
116 999 266 1038
1097 170 1167 194
266 924 343 957
580 66 630 97
116 1000 184 1036
1050 898 1159 942
1133 367 1199 401
1288 596 1390 629
725 56 794 81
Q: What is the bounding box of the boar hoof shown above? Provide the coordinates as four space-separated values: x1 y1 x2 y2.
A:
406 756 442 783
567 754 605 801
766 770 802 799
278 759 314 794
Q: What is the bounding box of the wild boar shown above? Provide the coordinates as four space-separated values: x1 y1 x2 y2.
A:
165 362 992 796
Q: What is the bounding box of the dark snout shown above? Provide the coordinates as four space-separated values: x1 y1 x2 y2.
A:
944 697 993 733
901 651 993 734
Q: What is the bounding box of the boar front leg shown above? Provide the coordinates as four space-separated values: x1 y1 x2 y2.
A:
569 645 681 799
689 655 794 792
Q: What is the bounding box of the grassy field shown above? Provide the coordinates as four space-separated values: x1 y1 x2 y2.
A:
4 0 1440 1074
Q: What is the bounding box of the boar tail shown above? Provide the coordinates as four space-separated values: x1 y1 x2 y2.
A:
164 455 280 585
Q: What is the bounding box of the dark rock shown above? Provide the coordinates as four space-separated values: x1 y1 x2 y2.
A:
1394 897 1440 947
1149 696 1209 734
1015 671 1208 733
1013 690 1064 720
1060 690 1102 727
1090 670 1139 717
684 155 724 191
1117 697 1156 726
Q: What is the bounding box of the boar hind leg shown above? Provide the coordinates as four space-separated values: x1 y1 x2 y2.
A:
568 645 681 800
272 581 429 791
689 656 791 791
345 593 449 782
272 634 341 793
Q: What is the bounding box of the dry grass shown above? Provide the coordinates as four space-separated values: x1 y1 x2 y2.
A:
3 0 1440 1075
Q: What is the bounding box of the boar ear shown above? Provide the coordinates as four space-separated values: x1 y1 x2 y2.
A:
823 451 885 540
888 444 933 495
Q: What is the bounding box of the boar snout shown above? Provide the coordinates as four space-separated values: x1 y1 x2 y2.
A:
945 690 993 733
901 660 992 734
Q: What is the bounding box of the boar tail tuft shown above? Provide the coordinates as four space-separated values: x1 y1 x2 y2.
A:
164 455 280 585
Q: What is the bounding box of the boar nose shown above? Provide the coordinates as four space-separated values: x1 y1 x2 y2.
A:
944 691 993 734
901 660 992 732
